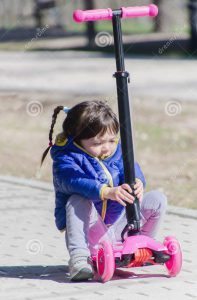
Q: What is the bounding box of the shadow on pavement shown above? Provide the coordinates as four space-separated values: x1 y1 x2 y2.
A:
0 26 77 42
114 268 170 280
64 38 190 56
0 265 170 284
0 26 194 57
0 265 70 283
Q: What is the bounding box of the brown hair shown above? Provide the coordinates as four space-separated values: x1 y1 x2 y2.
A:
41 100 119 165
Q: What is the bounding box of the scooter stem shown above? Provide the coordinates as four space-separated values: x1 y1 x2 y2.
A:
112 12 141 237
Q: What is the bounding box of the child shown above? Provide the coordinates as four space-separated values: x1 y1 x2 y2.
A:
42 100 167 281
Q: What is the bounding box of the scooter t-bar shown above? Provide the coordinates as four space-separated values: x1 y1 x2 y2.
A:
73 5 158 22
73 5 158 238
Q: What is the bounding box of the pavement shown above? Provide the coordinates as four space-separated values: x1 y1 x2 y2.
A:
0 45 197 299
0 51 197 101
0 175 197 300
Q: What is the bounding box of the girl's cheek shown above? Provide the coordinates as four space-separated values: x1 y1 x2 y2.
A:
92 146 100 154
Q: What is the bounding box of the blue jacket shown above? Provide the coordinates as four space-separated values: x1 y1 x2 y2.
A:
51 132 146 231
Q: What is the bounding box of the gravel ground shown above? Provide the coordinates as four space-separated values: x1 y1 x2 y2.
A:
0 91 196 209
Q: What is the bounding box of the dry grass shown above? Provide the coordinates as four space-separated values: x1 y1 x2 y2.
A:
0 92 196 209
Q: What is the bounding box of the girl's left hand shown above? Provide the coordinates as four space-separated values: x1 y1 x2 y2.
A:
134 178 144 202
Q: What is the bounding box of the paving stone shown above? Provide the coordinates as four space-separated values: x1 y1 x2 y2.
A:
0 177 196 300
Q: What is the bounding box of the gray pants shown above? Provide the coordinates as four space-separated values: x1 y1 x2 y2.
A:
65 191 167 258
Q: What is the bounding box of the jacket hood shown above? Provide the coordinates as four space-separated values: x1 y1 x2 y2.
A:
50 132 120 162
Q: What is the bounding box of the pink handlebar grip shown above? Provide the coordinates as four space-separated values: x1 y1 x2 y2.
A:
73 4 158 23
121 5 158 19
73 8 113 23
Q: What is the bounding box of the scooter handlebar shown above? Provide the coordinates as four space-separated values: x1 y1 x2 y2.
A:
73 5 158 23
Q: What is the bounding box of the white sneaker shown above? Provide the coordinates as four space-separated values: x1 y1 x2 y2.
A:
69 257 94 281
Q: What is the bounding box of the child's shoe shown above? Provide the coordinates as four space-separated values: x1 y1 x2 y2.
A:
69 256 94 281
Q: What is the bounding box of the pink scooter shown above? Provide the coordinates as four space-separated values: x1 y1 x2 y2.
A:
73 4 182 283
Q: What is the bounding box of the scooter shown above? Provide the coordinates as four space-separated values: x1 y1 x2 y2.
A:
73 4 182 282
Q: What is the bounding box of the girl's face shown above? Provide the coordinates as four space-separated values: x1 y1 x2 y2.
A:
80 130 118 159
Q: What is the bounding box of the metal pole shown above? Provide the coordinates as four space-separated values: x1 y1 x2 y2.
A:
112 13 140 237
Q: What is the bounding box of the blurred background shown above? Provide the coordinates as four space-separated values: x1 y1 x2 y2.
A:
0 0 196 209
0 0 196 52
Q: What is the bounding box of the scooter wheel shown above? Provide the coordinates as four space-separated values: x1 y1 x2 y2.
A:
96 240 115 282
163 236 182 277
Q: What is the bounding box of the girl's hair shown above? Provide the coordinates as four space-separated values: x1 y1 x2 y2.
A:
41 100 119 165
41 105 64 166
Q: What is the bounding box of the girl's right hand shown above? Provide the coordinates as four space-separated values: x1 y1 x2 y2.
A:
102 184 134 207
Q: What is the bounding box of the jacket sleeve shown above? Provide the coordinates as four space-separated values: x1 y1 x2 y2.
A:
53 156 104 201
119 162 146 188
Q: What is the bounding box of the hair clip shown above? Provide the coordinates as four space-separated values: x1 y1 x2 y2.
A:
63 106 71 113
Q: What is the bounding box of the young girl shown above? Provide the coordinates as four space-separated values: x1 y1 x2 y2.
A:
42 100 167 282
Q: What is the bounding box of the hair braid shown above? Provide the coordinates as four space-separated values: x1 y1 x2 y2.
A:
41 106 64 166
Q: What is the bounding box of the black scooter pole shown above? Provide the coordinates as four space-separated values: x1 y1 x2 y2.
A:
112 11 140 238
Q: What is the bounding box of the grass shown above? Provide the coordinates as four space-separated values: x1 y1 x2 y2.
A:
68 19 154 34
0 92 196 209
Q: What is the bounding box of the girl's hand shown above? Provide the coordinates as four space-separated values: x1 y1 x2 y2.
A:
102 184 134 207
134 178 144 202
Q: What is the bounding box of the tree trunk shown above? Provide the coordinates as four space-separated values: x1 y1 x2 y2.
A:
34 0 56 28
153 0 176 33
188 0 197 54
84 0 96 48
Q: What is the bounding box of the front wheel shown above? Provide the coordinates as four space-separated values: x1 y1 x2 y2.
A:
163 236 182 277
96 240 115 282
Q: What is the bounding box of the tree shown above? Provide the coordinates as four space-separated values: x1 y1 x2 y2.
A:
34 0 56 28
153 0 176 33
84 0 96 47
188 0 197 54
153 0 197 54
